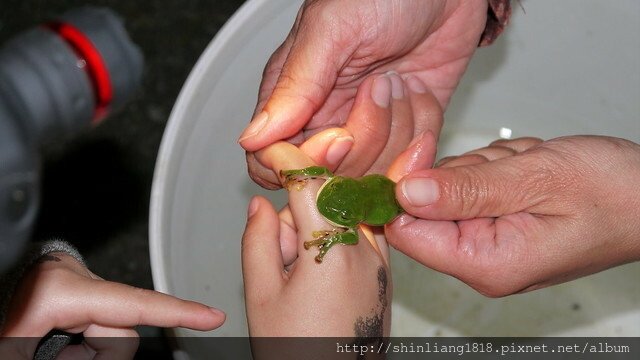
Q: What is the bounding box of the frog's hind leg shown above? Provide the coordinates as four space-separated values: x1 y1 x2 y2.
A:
304 228 358 263
280 166 334 190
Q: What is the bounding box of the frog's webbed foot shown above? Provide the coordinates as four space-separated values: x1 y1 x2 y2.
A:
304 228 358 263
280 166 334 191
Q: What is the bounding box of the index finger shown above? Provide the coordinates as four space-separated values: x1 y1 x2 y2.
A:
3 279 225 337
89 282 226 331
255 142 331 249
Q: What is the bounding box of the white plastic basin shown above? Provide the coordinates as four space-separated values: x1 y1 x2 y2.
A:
150 0 640 357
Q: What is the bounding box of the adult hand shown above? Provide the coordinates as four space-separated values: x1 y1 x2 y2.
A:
1 253 225 359
386 136 640 297
240 0 487 188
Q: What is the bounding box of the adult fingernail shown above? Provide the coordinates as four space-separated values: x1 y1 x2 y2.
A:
387 71 404 99
406 75 427 94
401 178 440 207
371 75 392 108
326 136 354 166
238 111 269 142
248 196 260 218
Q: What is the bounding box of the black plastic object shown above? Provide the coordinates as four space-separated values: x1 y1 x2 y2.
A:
0 6 143 273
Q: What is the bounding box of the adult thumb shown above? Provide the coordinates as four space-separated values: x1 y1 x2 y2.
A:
238 29 343 151
396 157 545 220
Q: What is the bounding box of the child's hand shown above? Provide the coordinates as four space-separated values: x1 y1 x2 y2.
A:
1 252 225 358
242 142 391 340
242 74 441 358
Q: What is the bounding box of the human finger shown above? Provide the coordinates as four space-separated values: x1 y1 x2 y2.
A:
387 130 438 183
489 137 543 152
256 142 339 263
435 139 529 168
247 128 352 189
4 283 225 338
436 153 490 168
405 75 444 139
238 5 348 150
386 214 532 297
242 196 286 298
366 72 414 174
396 154 552 220
251 23 297 117
386 76 442 181
299 128 353 170
278 206 298 267
85 286 223 334
463 145 517 161
385 214 462 275
334 74 393 177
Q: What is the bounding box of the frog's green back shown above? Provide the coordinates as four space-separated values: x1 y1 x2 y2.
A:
360 174 404 226
317 176 366 227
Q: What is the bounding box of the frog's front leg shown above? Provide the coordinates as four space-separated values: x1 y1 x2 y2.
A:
304 228 358 263
280 166 334 190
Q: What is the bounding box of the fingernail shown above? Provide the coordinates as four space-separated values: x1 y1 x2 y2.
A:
209 307 226 318
406 75 427 94
326 136 354 166
248 196 260 218
371 75 392 108
387 71 404 99
401 177 440 207
238 111 269 142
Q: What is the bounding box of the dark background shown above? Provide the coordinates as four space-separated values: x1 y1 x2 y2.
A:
1 0 247 355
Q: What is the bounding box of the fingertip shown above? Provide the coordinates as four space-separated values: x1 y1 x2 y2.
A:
406 75 428 94
325 135 354 168
238 112 270 148
371 74 392 108
238 101 312 151
176 303 226 331
387 130 437 182
404 76 443 138
246 151 282 190
206 307 227 330
300 128 354 170
401 176 440 207
337 75 392 176
247 196 261 219
385 214 416 247
244 196 276 233
241 196 285 295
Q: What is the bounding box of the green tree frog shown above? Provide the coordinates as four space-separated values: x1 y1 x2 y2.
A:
280 166 404 263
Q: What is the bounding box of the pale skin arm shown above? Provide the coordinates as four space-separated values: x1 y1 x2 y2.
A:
0 252 225 359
